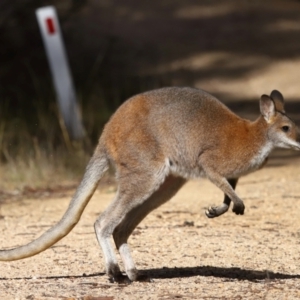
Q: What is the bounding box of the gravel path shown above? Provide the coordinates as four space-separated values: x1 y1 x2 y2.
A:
0 153 300 299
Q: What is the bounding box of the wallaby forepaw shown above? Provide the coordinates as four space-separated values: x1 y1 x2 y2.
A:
205 206 219 218
205 204 229 218
232 202 245 215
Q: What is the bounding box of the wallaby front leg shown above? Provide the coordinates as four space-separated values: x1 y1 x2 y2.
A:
205 178 238 218
205 172 244 215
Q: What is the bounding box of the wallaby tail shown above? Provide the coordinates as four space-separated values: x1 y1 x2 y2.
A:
0 147 109 261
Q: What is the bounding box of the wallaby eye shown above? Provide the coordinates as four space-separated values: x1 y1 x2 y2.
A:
282 126 290 132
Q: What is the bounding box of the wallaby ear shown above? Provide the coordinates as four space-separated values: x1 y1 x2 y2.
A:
260 94 276 122
270 90 285 112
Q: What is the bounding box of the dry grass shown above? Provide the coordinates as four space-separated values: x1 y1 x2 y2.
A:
0 145 90 191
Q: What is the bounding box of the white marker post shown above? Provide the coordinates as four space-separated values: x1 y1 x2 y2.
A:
36 6 85 140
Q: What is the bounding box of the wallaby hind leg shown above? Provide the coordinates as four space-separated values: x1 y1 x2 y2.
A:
113 175 186 281
94 165 171 283
205 178 238 218
94 190 125 283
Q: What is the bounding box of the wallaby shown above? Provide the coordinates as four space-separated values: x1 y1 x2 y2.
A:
0 87 299 283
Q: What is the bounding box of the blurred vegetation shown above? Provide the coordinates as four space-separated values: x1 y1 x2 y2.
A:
1 0 300 188
0 0 173 188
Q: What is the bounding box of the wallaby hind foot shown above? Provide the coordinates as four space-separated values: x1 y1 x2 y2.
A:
107 263 131 284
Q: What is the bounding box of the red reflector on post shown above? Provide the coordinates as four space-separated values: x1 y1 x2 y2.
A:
46 18 56 34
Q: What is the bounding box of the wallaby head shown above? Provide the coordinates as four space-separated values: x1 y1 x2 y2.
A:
260 90 300 151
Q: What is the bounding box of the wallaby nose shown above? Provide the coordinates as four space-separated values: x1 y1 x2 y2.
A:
297 128 300 143
294 144 300 150
296 128 300 150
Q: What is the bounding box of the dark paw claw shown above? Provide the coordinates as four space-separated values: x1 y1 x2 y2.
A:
205 206 217 218
205 204 229 218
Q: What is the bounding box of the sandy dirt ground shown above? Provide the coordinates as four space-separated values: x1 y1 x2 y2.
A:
0 152 300 300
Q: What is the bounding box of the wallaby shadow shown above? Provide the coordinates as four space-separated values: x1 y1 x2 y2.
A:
140 265 300 282
1 266 299 283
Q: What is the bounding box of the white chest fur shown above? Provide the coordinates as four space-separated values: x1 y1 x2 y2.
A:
250 142 273 169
